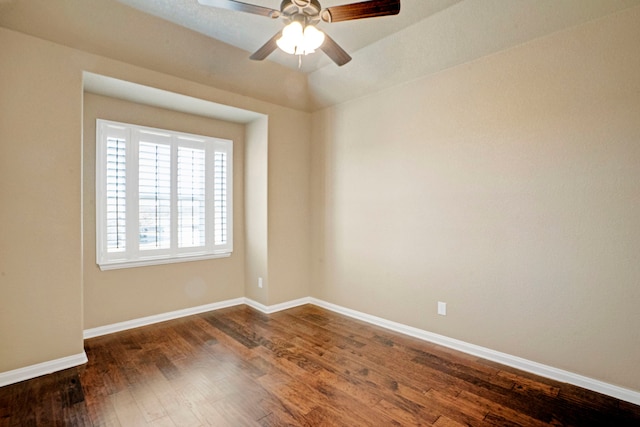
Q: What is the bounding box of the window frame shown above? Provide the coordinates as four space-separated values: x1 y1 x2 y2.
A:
96 119 233 270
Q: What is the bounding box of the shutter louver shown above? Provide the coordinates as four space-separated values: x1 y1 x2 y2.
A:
105 137 126 252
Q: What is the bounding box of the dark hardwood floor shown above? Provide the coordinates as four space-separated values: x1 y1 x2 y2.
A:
1 304 639 426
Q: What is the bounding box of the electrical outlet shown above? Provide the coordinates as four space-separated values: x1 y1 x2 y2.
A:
258 277 263 288
437 301 447 316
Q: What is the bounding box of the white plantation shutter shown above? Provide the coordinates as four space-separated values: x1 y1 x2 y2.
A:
96 119 233 270
214 151 228 246
138 140 171 251
105 136 127 252
177 146 206 248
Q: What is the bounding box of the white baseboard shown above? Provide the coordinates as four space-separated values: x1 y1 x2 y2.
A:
308 297 640 406
83 297 245 339
244 296 311 314
6 296 637 406
0 352 88 388
81 295 640 405
83 297 310 339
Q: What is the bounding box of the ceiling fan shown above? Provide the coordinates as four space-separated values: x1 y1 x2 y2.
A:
197 0 401 66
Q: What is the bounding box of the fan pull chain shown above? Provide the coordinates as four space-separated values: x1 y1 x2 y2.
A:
298 55 302 69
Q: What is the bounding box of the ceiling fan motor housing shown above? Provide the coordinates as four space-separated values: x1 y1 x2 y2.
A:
280 0 322 19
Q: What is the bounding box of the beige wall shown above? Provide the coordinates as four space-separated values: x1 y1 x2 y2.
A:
311 7 640 392
0 28 84 372
244 116 269 303
266 112 312 304
82 93 246 328
0 26 312 373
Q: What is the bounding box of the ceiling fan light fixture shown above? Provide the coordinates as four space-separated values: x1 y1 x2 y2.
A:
303 24 325 52
276 20 303 54
276 21 325 56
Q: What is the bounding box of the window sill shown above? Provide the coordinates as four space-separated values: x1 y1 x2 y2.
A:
98 252 232 271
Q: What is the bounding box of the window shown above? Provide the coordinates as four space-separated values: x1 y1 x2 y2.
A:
96 119 233 270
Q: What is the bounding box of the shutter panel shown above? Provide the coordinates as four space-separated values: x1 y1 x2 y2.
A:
213 151 228 246
105 137 127 252
177 147 206 248
138 142 171 250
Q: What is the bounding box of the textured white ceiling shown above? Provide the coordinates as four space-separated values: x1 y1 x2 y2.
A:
115 0 640 79
116 0 464 72
2 0 639 109
308 0 640 106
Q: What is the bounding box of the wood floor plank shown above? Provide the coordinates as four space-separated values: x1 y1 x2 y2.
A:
432 415 468 427
129 383 169 423
375 395 442 426
147 378 202 427
456 390 549 427
1 304 639 426
83 400 121 427
424 388 488 425
110 389 148 426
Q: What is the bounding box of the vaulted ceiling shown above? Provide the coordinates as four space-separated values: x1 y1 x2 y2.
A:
1 0 639 110
116 0 464 73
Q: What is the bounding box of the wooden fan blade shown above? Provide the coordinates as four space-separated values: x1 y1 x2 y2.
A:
320 34 352 66
198 0 280 19
321 0 400 23
249 31 281 61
